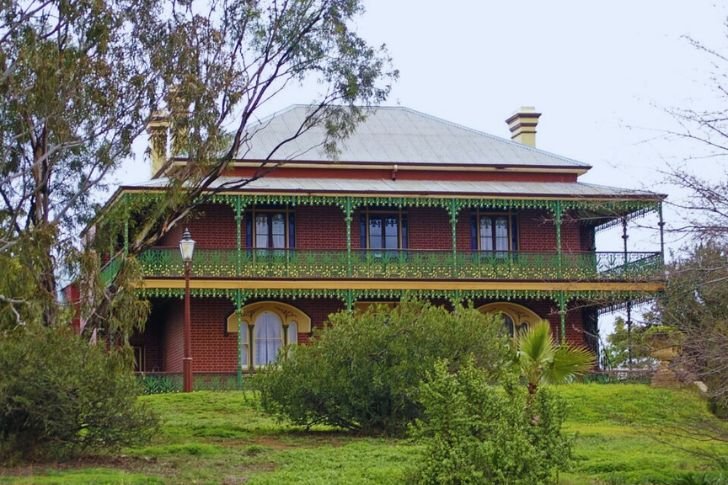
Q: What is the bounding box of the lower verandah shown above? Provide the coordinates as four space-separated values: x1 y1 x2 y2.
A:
131 297 597 374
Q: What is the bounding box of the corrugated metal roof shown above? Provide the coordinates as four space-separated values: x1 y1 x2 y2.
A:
126 176 660 199
236 105 591 168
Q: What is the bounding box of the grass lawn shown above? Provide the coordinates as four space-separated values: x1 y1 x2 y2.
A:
1 384 726 484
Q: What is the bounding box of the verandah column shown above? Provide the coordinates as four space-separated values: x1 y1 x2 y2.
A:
554 200 563 278
235 289 247 389
449 199 458 277
123 219 129 256
658 202 665 265
235 196 244 277
554 200 565 343
345 197 353 278
622 217 633 369
558 291 567 345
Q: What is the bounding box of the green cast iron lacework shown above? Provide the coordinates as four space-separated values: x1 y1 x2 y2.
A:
136 287 658 305
116 191 660 219
100 254 123 286
136 248 664 282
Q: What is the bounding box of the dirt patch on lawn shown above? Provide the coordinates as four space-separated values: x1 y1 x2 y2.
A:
0 454 164 477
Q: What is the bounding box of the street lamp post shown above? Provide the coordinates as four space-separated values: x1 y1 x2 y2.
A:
179 228 196 392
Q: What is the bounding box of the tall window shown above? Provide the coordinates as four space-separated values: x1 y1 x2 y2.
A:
369 214 399 249
246 209 295 249
472 212 516 252
254 311 283 366
255 213 286 248
360 211 407 250
239 313 299 369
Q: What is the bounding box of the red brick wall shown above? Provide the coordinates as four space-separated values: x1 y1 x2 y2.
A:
154 203 584 253
189 298 237 372
146 297 345 373
517 210 582 252
295 206 346 250
158 204 237 249
408 207 451 250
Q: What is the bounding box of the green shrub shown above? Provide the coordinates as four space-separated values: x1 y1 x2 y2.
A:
257 300 513 435
0 325 158 463
411 359 572 485
139 375 181 394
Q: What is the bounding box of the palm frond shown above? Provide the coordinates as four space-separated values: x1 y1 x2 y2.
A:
547 345 595 384
518 320 554 364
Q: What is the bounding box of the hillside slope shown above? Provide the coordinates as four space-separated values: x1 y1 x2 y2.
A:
1 384 726 484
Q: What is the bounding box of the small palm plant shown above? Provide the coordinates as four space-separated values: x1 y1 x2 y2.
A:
518 320 595 396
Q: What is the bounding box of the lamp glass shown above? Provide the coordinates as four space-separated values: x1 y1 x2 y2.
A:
179 228 196 262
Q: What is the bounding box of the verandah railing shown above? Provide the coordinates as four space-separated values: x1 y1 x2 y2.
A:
114 248 663 282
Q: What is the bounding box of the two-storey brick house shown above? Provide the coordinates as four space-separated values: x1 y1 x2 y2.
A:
98 105 665 379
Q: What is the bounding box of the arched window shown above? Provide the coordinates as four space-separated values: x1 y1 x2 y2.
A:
227 302 310 370
478 302 541 337
502 313 516 337
254 311 283 367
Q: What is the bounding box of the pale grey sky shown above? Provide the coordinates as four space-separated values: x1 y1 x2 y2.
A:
120 1 727 247
118 1 727 330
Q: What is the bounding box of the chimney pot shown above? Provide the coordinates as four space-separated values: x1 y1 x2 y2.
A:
505 106 541 147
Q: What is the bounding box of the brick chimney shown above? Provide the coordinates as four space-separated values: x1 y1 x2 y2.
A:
505 106 541 147
146 111 169 177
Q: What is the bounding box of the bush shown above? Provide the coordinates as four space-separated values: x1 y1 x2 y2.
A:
411 359 572 485
0 325 158 463
139 374 181 394
257 300 513 435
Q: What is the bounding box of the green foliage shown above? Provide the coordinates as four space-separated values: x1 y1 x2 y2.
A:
257 300 513 435
411 359 571 485
0 324 158 463
657 243 728 415
517 320 594 394
139 375 180 394
1 387 727 483
603 317 654 369
138 373 242 394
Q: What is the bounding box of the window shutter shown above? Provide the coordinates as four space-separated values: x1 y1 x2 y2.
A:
511 215 519 251
288 212 296 249
245 214 252 249
401 213 408 249
470 212 478 251
359 212 367 249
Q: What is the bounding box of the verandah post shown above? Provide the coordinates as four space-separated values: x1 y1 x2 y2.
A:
235 196 243 277
622 217 633 370
345 197 353 278
449 199 458 277
123 219 129 256
554 200 563 279
558 291 567 344
658 202 665 266
235 290 246 389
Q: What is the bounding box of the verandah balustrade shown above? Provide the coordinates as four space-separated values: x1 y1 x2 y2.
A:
104 248 663 282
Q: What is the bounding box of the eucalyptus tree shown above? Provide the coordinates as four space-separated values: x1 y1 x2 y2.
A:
0 0 396 333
